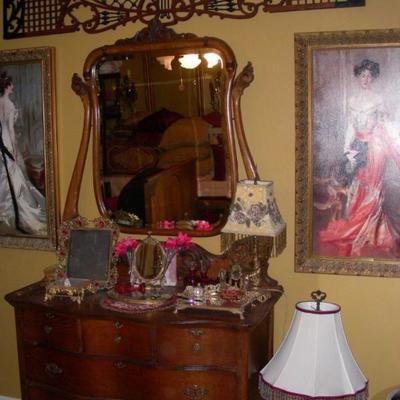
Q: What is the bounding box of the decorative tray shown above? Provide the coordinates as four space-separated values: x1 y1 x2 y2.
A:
100 287 176 314
175 285 271 319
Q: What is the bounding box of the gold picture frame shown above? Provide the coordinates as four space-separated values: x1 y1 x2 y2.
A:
0 46 59 250
295 29 400 277
45 216 120 303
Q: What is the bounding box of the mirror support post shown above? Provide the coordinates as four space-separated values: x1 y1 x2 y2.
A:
232 62 259 180
63 74 92 221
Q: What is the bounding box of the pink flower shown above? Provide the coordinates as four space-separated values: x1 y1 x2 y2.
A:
195 220 212 231
125 237 138 249
157 220 175 229
114 242 128 257
163 232 193 251
114 236 139 257
164 238 177 249
175 232 193 249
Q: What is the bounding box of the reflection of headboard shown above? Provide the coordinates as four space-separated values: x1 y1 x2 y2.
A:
106 144 159 175
158 116 213 177
105 116 216 179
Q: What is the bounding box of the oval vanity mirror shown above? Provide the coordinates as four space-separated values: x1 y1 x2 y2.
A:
64 21 257 237
130 235 167 285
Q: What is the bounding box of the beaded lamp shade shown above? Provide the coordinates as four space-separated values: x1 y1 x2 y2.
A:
221 180 286 256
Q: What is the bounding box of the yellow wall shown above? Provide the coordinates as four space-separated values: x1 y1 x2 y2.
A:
1 1 399 398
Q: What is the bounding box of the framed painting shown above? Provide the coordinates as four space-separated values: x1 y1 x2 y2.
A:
295 29 400 277
0 47 59 250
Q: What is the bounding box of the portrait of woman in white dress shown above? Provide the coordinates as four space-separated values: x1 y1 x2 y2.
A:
0 70 47 235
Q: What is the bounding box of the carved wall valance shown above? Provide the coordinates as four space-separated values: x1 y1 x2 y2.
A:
4 0 364 39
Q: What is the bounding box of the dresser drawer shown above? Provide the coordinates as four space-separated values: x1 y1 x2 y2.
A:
24 344 150 398
27 385 79 400
150 369 238 400
81 319 152 360
157 326 239 367
25 344 238 400
22 308 81 352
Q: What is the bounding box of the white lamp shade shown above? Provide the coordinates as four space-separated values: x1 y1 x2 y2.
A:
259 301 368 400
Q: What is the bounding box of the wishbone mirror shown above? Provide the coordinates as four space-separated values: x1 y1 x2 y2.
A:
131 235 167 285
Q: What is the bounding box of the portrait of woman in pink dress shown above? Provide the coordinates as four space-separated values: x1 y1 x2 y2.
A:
312 54 400 259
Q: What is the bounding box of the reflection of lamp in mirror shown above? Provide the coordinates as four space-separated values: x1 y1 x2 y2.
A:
98 60 122 75
156 55 175 70
204 52 223 68
221 180 286 287
179 54 201 69
259 292 368 400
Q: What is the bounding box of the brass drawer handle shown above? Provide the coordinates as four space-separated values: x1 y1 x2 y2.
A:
113 335 122 344
45 312 55 320
43 325 53 335
189 329 203 337
114 361 127 369
183 385 208 399
192 342 202 353
113 321 124 329
45 363 63 378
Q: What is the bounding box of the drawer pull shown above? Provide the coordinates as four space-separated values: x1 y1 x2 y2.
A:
114 321 124 329
114 361 127 369
113 335 122 344
189 329 203 337
45 363 63 378
45 312 55 320
43 325 53 335
192 342 202 353
183 385 208 400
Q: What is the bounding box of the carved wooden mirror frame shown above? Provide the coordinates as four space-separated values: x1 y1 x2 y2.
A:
63 21 258 237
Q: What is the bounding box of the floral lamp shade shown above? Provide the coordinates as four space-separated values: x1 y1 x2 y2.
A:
259 300 368 400
221 180 286 256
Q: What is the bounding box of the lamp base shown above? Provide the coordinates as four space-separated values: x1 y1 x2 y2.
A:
221 234 280 289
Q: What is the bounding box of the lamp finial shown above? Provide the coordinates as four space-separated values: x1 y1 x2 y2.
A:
311 289 327 311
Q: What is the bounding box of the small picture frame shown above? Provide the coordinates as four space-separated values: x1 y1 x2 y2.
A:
45 216 119 303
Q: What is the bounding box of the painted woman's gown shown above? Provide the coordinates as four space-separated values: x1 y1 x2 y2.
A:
0 96 47 235
319 99 400 257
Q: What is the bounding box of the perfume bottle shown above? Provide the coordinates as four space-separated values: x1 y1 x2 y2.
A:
185 261 197 286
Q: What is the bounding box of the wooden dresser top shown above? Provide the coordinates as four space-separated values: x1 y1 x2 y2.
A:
5 281 282 329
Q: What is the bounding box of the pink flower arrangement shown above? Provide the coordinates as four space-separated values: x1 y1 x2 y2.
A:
194 220 212 231
164 232 193 251
156 220 176 229
114 236 139 257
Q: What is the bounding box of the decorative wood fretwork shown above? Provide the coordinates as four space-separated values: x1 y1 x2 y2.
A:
4 0 365 39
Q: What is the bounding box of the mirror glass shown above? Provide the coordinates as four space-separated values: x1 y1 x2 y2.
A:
131 235 166 284
95 48 232 234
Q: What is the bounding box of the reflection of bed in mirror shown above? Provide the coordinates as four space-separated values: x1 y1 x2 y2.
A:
102 110 230 227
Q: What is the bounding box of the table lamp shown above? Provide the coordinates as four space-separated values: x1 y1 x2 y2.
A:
221 179 286 287
259 291 368 400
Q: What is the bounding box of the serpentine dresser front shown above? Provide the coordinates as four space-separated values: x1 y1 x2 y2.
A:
6 282 281 400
